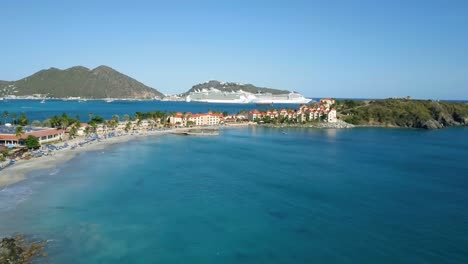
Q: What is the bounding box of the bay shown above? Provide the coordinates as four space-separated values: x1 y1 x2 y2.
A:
1 127 467 263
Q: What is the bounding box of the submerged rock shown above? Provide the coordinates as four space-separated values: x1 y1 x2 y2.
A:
0 235 46 264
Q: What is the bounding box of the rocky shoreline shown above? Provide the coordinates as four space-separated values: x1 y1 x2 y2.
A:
0 235 46 264
260 120 355 129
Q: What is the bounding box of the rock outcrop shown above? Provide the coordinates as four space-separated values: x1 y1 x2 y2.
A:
0 235 46 264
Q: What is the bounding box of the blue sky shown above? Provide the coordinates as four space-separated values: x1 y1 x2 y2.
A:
1 0 467 99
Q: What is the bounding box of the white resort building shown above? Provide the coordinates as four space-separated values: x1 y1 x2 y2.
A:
169 112 224 126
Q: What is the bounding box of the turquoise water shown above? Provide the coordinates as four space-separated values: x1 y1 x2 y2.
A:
1 127 468 263
0 100 300 122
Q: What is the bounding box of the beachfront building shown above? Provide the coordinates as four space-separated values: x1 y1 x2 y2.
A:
0 125 64 147
327 109 337 123
169 112 187 126
224 114 248 123
248 98 338 123
76 123 89 136
169 112 224 126
187 112 223 126
248 110 262 121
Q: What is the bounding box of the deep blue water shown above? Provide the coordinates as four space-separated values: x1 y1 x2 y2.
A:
0 127 467 263
0 100 300 122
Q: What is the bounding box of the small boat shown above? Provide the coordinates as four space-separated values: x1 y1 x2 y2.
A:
105 98 114 103
40 99 46 104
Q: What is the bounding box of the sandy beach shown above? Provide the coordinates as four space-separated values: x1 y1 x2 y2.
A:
0 128 195 188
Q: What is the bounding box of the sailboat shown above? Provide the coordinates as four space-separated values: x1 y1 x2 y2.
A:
40 99 46 104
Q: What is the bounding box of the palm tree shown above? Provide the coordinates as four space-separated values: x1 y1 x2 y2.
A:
15 126 25 145
69 125 78 139
2 111 8 125
11 113 17 125
88 112 93 121
84 126 91 137
31 120 42 127
90 122 98 136
125 122 132 133
60 118 70 131
19 113 29 126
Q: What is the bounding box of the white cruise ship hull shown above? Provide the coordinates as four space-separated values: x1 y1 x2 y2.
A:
251 98 312 104
186 89 311 104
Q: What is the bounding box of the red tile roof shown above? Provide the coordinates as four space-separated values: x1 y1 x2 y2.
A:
0 129 64 141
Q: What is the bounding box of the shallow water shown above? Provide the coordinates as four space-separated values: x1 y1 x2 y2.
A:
1 127 468 263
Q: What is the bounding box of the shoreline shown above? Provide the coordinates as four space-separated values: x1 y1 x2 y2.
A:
258 119 355 129
0 128 196 188
3 122 464 188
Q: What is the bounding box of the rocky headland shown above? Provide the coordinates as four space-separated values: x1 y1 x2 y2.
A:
337 99 468 129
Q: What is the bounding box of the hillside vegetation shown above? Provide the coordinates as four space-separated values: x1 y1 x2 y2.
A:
0 66 163 99
337 99 468 129
184 80 290 95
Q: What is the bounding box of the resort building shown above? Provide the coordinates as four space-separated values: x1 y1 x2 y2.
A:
320 98 336 108
169 112 223 126
169 112 186 126
248 110 262 121
327 109 337 123
76 123 89 136
0 125 64 147
248 98 338 123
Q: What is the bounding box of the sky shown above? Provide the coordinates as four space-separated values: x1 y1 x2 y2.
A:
1 0 467 99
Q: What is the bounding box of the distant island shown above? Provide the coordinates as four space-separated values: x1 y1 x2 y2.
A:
183 80 290 96
0 66 163 99
0 68 312 103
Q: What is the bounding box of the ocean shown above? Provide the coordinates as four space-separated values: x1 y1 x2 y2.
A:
1 126 467 263
0 100 301 122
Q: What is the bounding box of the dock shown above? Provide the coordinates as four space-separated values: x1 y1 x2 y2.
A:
171 128 220 136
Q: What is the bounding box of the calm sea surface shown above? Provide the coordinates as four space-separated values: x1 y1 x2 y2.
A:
0 125 467 263
0 99 301 122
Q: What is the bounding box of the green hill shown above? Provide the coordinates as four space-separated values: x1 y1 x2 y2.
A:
0 66 163 99
337 99 468 129
183 80 290 95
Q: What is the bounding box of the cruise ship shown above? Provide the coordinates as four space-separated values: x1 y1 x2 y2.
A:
185 88 311 104
251 92 312 104
186 89 257 104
